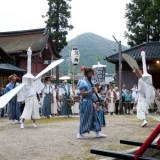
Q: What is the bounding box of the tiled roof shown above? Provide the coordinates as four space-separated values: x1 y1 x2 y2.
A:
0 28 49 52
0 28 61 58
0 47 14 64
0 63 26 73
105 42 160 62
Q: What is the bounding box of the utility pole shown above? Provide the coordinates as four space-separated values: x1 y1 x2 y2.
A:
68 50 71 75
112 35 122 114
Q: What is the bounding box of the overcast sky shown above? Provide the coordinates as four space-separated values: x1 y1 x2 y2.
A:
0 0 131 46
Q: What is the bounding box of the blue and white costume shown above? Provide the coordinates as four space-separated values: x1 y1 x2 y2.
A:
17 79 44 120
77 78 101 134
4 82 20 122
95 93 106 127
59 83 73 116
42 84 54 117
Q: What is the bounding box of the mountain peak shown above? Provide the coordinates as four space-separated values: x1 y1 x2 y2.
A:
60 33 128 74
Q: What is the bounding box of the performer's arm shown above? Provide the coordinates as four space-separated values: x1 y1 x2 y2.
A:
3 85 9 94
80 87 96 97
133 67 142 79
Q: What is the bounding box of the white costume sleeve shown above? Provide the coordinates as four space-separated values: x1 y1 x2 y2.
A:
34 77 44 94
145 84 155 103
139 78 155 103
138 78 145 95
17 87 25 102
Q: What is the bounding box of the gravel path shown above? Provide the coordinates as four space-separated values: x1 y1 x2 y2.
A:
0 114 159 160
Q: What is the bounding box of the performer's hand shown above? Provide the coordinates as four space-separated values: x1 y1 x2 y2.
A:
90 87 96 93
96 101 99 105
133 67 142 78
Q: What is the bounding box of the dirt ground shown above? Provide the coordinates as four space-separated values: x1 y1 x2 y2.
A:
0 114 159 160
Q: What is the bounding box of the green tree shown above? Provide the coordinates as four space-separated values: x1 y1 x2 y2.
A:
44 0 73 83
45 0 73 53
94 55 101 63
124 0 160 47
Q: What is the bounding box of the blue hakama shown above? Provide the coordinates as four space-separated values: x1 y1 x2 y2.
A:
79 99 101 134
42 94 52 117
4 82 20 121
8 96 20 121
59 83 72 116
61 95 72 116
95 94 106 127
96 105 106 127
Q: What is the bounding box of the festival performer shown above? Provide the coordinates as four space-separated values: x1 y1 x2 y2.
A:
95 88 106 127
0 47 64 129
42 76 53 118
59 79 73 117
4 74 21 124
17 47 44 129
76 66 106 139
134 48 155 127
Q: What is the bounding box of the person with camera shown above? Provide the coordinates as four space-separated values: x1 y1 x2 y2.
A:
58 79 73 117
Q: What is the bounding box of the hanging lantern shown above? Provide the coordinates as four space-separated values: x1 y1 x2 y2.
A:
71 46 80 65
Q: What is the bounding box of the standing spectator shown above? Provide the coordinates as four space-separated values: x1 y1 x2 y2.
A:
72 84 80 115
106 84 110 92
42 76 53 118
122 84 127 94
114 87 119 115
124 89 132 114
51 86 57 116
57 98 62 116
106 85 117 115
4 74 21 124
0 85 5 118
130 88 138 113
59 79 73 117
122 84 127 114
0 85 4 96
100 85 107 96
130 89 134 114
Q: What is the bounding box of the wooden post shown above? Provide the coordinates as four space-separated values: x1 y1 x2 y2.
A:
119 41 122 114
72 64 74 88
112 36 122 114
